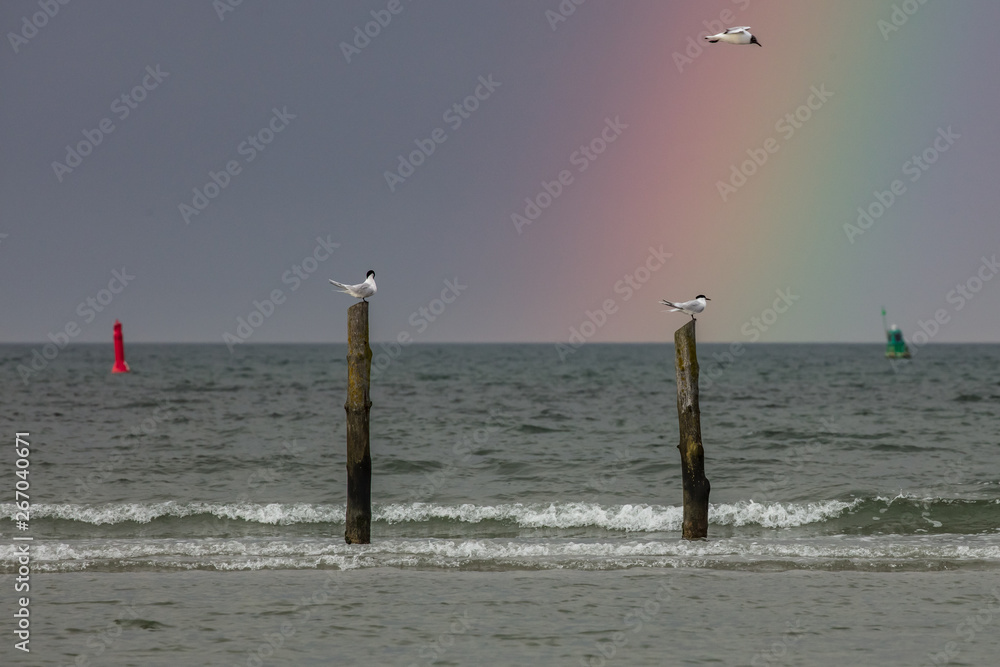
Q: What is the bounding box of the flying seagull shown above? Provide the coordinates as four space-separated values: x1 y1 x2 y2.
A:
329 270 376 302
661 295 710 320
704 26 761 46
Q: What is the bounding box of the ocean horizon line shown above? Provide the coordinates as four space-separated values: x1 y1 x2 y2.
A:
3 340 1000 346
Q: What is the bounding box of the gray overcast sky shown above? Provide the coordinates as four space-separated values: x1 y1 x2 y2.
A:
3 1 999 346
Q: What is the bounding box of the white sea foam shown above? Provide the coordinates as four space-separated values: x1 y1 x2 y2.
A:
378 499 857 530
377 502 686 531
3 534 999 573
9 501 344 525
5 499 858 530
710 499 859 527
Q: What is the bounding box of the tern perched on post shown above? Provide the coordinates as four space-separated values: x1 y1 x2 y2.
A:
661 295 710 320
329 270 376 302
704 27 761 46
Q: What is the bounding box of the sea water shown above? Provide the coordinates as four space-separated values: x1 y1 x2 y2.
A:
1 343 999 665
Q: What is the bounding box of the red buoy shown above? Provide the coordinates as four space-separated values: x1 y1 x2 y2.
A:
112 320 130 373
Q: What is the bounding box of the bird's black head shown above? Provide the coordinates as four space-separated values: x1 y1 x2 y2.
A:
697 295 710 300
366 270 375 279
750 34 761 47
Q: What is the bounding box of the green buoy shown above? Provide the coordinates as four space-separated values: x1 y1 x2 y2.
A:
882 307 911 359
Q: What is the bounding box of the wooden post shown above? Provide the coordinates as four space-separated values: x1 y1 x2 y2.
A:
345 301 373 544
674 319 710 539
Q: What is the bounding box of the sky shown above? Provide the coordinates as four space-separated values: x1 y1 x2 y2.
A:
2 0 999 346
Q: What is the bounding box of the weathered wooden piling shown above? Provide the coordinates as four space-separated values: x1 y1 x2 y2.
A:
344 301 373 544
674 319 710 539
